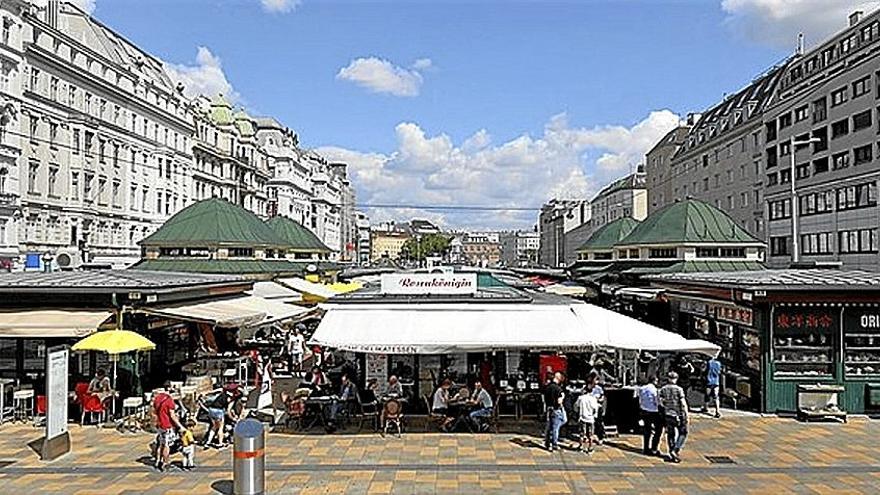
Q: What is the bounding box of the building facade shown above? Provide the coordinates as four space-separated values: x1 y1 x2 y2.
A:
0 1 358 270
764 10 880 270
499 230 539 267
645 121 692 214
460 233 501 267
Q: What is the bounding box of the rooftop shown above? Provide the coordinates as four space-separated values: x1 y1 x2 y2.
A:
576 217 640 252
140 198 290 249
265 216 332 253
616 198 761 247
131 259 341 276
649 268 880 291
0 270 248 294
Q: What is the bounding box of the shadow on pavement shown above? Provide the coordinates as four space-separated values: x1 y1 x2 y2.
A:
211 479 233 494
26 437 43 458
509 437 545 451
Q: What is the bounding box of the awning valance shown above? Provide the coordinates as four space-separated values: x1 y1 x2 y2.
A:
616 287 665 301
142 295 312 328
247 281 303 303
0 310 112 338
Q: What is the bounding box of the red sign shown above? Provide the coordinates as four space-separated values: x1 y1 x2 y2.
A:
774 310 836 331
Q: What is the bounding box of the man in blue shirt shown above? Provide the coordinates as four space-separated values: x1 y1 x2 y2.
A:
705 358 722 418
638 375 662 456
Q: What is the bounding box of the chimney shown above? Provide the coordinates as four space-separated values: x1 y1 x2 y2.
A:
796 32 804 55
47 0 60 28
850 10 864 27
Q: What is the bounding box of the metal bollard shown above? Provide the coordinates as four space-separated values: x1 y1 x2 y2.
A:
233 418 265 495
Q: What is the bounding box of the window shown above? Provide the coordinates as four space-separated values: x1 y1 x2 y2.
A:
47 165 58 197
649 248 676 259
767 172 778 186
229 248 254 258
853 76 872 98
796 162 811 179
800 190 835 216
84 131 93 157
111 180 120 207
720 247 746 258
83 172 93 202
801 232 834 255
142 187 148 212
714 174 720 188
29 68 39 91
862 21 880 42
740 191 748 207
778 112 792 129
836 182 877 210
831 118 849 138
72 129 80 154
84 93 91 114
780 169 791 184
770 236 790 256
70 172 79 200
628 249 639 259
769 198 791 220
156 189 162 213
812 97 827 123
68 86 76 107
48 122 57 147
28 116 38 140
727 195 734 209
779 141 791 156
49 77 58 100
853 110 872 131
854 144 873 165
765 121 777 141
813 157 829 174
702 177 709 191
831 86 848 106
97 177 106 205
766 147 778 168
112 143 119 167
130 186 137 210
27 162 38 194
812 127 828 152
833 151 850 170
839 228 878 254
794 105 809 122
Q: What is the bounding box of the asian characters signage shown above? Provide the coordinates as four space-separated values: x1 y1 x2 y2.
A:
774 309 837 332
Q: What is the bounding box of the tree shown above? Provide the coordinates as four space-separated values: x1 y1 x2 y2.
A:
400 234 452 262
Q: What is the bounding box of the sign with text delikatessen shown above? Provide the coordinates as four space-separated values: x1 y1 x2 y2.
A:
380 273 478 295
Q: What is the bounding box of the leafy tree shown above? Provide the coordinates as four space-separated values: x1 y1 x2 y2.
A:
401 234 452 261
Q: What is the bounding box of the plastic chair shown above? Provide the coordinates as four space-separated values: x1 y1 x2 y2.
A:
81 392 106 425
33 395 46 427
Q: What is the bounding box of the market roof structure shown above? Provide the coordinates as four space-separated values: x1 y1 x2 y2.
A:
622 260 765 275
616 198 761 247
0 269 247 294
576 217 640 252
649 268 880 291
265 216 332 253
139 198 290 249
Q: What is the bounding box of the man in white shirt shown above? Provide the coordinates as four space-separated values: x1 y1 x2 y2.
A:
638 375 663 456
574 391 599 453
286 326 305 373
467 381 494 432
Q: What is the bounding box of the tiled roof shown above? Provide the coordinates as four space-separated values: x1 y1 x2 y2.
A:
210 94 234 126
576 218 640 252
265 216 331 253
649 269 880 291
616 199 761 247
623 260 765 275
0 270 246 293
140 198 290 249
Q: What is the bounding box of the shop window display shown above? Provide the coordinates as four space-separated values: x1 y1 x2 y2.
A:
772 309 835 378
844 309 880 378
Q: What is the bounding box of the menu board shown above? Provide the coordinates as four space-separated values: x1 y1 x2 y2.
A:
365 353 388 384
45 346 69 440
844 309 880 378
772 308 836 378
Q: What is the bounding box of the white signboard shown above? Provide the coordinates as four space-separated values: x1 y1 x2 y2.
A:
380 273 477 295
42 345 70 460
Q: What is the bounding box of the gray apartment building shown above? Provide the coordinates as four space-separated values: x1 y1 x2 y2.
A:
650 64 786 241
764 10 880 270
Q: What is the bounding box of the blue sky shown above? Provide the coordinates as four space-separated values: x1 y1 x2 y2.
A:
84 0 879 229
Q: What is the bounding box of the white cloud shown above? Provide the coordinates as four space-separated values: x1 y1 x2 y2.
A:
69 0 96 14
317 110 680 230
336 57 433 97
721 0 880 47
261 0 302 14
164 46 240 103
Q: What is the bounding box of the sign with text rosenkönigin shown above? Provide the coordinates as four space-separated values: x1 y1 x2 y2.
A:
380 273 478 295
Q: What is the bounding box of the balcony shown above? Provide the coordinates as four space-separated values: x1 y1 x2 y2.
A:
0 191 19 211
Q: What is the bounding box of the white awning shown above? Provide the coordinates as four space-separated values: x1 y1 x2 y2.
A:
312 301 719 357
616 287 665 301
247 281 303 303
312 303 597 354
569 303 719 357
0 310 112 338
277 277 337 300
142 295 312 328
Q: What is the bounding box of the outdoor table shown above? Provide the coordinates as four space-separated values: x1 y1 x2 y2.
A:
302 395 337 430
447 401 479 432
515 391 545 421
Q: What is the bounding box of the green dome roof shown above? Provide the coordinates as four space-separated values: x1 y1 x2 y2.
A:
616 199 760 247
265 216 331 253
577 217 640 252
209 94 233 126
234 109 256 136
140 198 290 249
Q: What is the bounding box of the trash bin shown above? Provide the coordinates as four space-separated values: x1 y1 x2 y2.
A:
233 418 265 495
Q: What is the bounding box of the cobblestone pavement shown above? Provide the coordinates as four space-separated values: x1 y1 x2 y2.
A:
0 411 878 494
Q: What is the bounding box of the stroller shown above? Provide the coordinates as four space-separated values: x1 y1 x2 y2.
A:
196 387 241 447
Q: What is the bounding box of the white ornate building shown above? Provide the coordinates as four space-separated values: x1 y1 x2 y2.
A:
0 1 355 269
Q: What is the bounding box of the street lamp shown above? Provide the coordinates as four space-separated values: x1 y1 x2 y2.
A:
789 135 821 264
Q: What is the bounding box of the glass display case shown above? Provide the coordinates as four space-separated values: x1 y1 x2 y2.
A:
772 309 836 379
844 310 880 378
715 322 735 363
693 316 710 340
739 327 761 373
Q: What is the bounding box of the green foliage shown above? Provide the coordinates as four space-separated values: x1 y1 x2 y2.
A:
400 234 452 261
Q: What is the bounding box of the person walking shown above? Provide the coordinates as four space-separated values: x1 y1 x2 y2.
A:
543 371 567 452
574 389 599 454
589 373 606 444
152 381 184 472
638 375 663 456
705 357 722 418
659 371 689 463
286 325 305 374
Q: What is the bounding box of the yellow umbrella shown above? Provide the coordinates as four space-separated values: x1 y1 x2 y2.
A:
72 329 155 354
73 330 155 416
328 281 363 294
